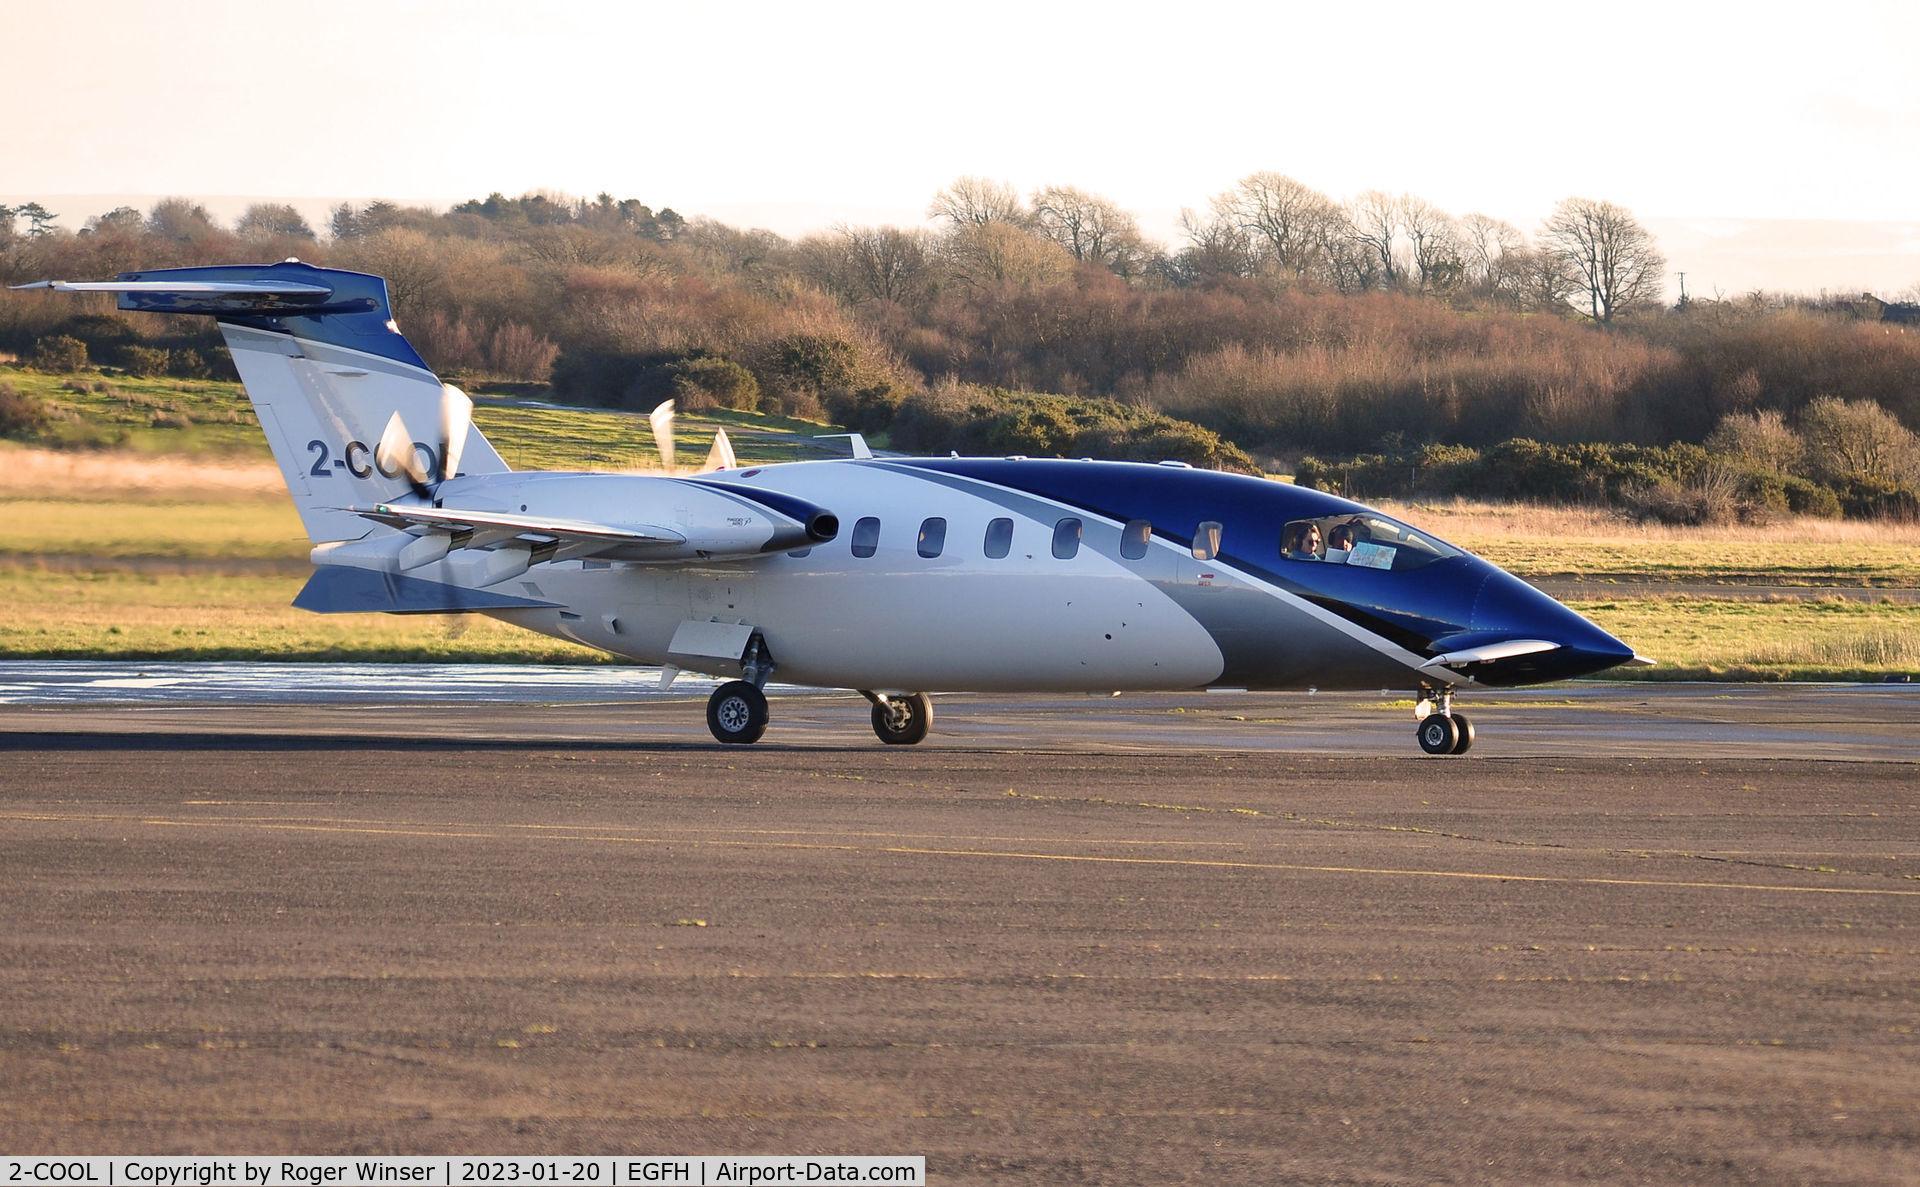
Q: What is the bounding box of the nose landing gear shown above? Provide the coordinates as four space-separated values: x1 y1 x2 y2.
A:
1415 687 1474 755
863 690 933 745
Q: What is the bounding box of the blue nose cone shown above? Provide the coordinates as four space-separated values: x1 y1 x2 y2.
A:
1466 566 1638 685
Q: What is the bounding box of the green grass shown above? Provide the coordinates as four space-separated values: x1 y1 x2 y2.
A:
3 368 849 469
4 365 1919 677
5 371 268 456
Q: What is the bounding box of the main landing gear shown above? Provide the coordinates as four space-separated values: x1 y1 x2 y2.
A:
701 634 937 746
706 634 774 745
1415 686 1475 756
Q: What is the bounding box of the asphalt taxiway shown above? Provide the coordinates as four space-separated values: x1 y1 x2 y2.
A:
1 676 1916 1182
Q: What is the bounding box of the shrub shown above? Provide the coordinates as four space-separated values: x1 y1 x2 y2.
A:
27 335 90 373
1836 477 1920 521
670 357 760 412
119 345 173 378
0 383 51 436
889 383 1259 472
487 323 559 382
166 350 212 380
1781 476 1843 519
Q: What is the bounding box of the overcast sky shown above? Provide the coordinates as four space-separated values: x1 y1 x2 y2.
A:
6 0 1918 296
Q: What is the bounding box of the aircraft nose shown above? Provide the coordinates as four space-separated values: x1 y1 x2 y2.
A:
1470 566 1637 682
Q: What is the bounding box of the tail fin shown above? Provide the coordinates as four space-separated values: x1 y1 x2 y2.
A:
19 260 509 543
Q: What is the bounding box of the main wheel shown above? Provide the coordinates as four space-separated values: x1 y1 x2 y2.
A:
1417 712 1461 755
707 680 769 745
871 692 933 745
1448 712 1475 755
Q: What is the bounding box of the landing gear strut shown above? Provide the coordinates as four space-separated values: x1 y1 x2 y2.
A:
1415 686 1474 756
863 690 933 745
706 634 775 745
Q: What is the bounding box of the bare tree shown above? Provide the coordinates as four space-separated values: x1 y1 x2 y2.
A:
1540 197 1666 323
1173 206 1253 282
928 177 1025 229
1459 213 1526 301
938 221 1073 292
1401 196 1463 294
236 203 316 241
1210 172 1340 281
1029 185 1149 276
1798 396 1920 485
1504 245 1579 314
799 224 934 307
1346 191 1405 290
146 198 219 241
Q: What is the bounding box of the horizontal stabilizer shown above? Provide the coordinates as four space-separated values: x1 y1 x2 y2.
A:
9 274 361 315
293 566 560 615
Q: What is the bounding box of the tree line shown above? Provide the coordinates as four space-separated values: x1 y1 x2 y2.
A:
3 181 1918 512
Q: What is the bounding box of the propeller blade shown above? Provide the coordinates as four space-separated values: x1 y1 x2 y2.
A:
701 427 737 472
439 383 473 482
375 410 431 492
648 399 676 472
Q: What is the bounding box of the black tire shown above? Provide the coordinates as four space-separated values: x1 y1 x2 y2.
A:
1449 712 1475 755
1417 713 1460 756
707 680 769 745
871 692 933 745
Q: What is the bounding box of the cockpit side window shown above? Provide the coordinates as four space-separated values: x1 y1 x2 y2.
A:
1281 520 1323 561
1282 513 1458 570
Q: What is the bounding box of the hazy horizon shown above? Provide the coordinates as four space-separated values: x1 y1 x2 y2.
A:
7 0 1917 301
9 190 1918 303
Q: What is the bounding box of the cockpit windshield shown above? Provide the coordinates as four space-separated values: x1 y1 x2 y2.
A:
1279 512 1459 571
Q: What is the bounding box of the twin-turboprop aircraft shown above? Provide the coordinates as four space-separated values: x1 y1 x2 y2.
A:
21 261 1645 752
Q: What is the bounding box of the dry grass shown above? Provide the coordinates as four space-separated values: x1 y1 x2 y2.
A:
1381 499 1920 585
0 444 283 499
1384 497 1920 546
1574 596 1920 680
0 568 607 662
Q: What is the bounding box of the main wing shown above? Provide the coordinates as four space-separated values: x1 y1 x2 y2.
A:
353 503 688 562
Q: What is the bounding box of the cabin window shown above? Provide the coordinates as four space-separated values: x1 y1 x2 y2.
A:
1281 513 1460 570
917 517 947 558
984 517 1014 559
851 516 881 558
1052 517 1082 560
1120 518 1151 560
1191 521 1222 560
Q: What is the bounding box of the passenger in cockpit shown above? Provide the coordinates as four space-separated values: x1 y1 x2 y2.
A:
1285 522 1323 560
1326 523 1358 552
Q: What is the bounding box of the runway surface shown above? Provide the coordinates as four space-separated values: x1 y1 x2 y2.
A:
1 673 1916 1182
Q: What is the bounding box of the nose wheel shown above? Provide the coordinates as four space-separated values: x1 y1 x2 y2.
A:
1415 689 1474 755
864 691 933 745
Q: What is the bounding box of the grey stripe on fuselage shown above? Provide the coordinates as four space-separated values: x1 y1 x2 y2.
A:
868 462 1434 691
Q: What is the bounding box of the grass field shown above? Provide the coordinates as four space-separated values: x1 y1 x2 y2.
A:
4 372 1919 679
